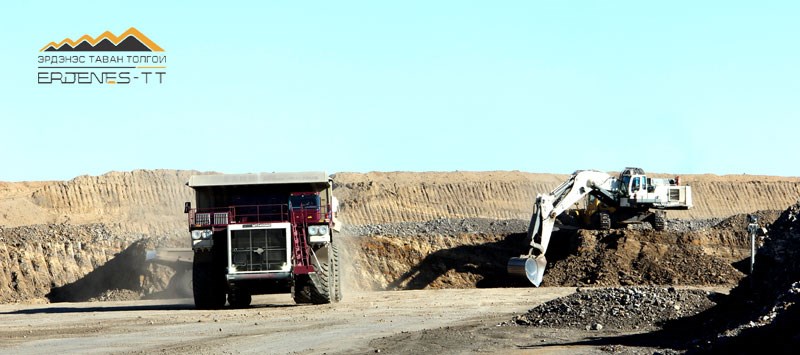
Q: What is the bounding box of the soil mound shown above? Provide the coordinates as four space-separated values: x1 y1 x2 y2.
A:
541 229 744 287
0 223 183 303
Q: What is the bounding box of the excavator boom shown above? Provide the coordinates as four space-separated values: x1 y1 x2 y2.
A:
508 170 613 286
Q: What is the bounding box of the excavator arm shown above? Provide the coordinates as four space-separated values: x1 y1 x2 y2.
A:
507 170 613 286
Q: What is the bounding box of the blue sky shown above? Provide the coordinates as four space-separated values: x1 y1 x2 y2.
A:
1 1 799 181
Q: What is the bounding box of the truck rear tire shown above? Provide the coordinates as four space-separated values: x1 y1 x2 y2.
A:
192 252 226 310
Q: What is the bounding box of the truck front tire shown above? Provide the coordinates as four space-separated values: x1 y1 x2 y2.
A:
293 243 342 305
192 251 226 310
331 242 342 302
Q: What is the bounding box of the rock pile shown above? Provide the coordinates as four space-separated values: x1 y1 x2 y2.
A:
693 202 800 352
341 218 529 237
88 288 143 302
508 287 716 331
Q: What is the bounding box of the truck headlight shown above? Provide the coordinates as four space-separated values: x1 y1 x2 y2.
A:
308 226 319 235
318 225 329 236
191 229 213 240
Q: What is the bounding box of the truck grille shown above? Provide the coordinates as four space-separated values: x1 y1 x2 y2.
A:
214 212 229 225
230 229 288 272
195 213 211 225
669 189 680 201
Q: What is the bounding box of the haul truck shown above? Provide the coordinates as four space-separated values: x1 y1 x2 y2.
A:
185 172 341 309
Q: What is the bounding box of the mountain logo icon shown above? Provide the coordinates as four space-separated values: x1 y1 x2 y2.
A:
40 27 164 52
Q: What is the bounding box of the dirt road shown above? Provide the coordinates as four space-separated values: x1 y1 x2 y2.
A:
0 288 581 354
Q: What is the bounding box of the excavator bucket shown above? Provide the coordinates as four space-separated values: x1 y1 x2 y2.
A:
507 255 547 287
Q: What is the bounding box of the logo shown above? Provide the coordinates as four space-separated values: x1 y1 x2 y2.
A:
40 27 164 52
37 27 167 85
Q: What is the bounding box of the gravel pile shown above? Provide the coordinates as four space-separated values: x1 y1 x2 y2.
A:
342 214 753 238
341 218 529 237
341 216 717 237
88 289 143 302
711 210 782 232
666 218 721 232
0 223 128 243
507 287 716 331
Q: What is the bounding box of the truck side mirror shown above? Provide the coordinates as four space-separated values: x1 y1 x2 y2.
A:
184 202 191 214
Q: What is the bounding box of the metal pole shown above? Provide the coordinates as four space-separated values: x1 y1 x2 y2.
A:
747 214 757 276
750 226 756 275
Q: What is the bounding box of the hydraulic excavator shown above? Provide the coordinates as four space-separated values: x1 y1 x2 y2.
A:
507 167 692 286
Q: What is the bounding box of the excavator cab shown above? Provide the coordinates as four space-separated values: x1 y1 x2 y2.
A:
617 167 647 199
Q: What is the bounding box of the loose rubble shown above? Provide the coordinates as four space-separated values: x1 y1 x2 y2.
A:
341 218 529 237
507 287 717 331
688 202 800 352
88 289 143 302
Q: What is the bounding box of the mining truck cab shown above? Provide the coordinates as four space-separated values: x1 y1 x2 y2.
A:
185 172 342 309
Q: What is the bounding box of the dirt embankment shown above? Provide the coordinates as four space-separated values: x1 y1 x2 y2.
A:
2 170 799 231
0 170 200 237
333 171 800 224
0 224 184 303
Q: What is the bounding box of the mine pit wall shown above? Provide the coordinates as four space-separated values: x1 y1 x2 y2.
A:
333 172 800 225
3 170 800 232
340 233 529 291
0 170 200 238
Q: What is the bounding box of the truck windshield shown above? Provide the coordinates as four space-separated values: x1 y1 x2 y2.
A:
290 195 319 209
